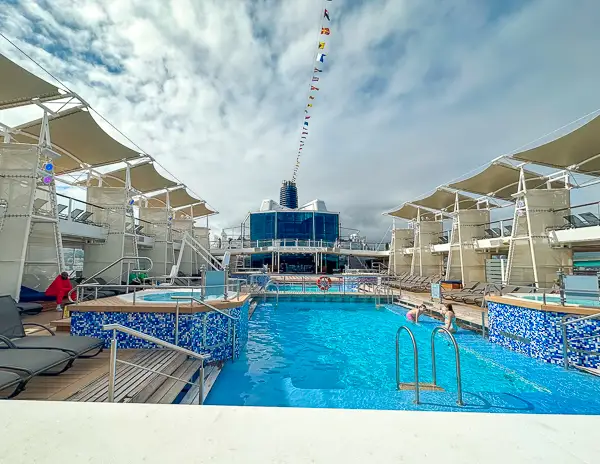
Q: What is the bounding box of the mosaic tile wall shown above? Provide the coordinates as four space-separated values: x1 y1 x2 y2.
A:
487 301 600 368
70 300 250 363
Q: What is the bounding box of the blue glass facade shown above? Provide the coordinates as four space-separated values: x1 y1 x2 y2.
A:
249 211 339 243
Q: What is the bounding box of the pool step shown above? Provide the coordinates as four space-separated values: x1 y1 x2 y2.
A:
398 382 444 392
573 365 600 377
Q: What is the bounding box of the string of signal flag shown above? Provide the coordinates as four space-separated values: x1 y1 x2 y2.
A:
291 0 332 182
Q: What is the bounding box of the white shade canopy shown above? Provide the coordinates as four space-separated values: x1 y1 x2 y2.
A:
14 108 141 174
448 162 549 200
79 161 178 193
0 53 62 110
412 188 478 211
512 115 600 175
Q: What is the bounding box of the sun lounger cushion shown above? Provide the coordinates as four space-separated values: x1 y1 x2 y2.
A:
12 335 103 357
0 348 72 376
0 370 22 396
16 302 43 315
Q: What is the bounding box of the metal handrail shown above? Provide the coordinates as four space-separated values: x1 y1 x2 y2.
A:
561 311 600 369
171 296 239 361
395 326 419 404
263 279 280 306
431 327 463 406
102 323 209 404
68 256 153 302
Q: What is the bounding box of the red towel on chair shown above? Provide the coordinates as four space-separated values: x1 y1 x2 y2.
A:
45 275 72 305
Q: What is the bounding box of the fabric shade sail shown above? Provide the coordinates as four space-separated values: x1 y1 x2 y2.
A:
512 115 600 175
14 108 141 174
412 188 478 212
143 188 203 209
448 162 549 200
78 162 178 193
174 202 217 218
387 203 435 221
0 53 62 109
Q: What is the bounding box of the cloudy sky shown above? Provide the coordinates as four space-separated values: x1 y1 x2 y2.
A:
1 0 600 240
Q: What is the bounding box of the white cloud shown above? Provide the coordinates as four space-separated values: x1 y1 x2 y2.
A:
1 0 600 239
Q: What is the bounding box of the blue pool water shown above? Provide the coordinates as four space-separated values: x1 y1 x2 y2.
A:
206 301 600 413
267 283 358 293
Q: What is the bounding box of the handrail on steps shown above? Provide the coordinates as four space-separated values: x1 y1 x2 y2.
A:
102 323 209 404
171 296 239 361
561 311 600 370
68 256 153 303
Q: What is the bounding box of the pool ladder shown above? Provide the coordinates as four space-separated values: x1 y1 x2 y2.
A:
395 326 463 406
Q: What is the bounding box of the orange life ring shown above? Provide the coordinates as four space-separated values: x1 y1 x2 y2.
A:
317 276 332 291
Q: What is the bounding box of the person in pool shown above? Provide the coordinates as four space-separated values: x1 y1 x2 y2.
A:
443 303 459 333
406 304 424 323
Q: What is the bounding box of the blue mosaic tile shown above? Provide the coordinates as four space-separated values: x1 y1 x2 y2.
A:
70 300 250 363
487 301 600 368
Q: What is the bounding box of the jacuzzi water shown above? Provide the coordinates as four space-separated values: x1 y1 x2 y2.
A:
140 291 224 302
521 293 600 307
207 301 600 413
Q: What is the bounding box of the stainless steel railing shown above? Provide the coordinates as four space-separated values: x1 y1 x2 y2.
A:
68 256 153 303
431 327 463 406
171 296 240 361
395 326 420 404
103 323 210 405
561 311 600 370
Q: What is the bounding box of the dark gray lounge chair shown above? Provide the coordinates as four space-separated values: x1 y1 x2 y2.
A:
0 348 73 378
0 295 103 358
0 370 23 399
16 301 43 316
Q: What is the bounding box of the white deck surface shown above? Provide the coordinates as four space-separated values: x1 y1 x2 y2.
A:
1 401 598 463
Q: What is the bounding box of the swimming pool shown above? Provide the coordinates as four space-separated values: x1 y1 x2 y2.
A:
206 301 600 413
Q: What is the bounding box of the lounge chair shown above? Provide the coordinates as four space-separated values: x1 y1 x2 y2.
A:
0 348 74 381
0 295 103 358
16 301 43 316
580 212 600 227
0 370 23 399
563 215 587 228
446 283 487 301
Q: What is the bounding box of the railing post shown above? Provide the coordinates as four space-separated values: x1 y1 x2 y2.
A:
108 329 118 403
431 327 463 406
562 322 569 370
175 302 180 345
396 326 419 404
232 321 237 362
198 361 205 405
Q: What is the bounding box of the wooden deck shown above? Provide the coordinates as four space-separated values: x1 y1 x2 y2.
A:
69 293 250 313
15 349 137 401
14 348 220 404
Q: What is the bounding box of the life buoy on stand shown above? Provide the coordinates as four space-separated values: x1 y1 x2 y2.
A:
317 276 332 291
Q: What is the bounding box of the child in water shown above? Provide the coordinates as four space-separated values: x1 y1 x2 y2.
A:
443 303 459 333
406 304 424 323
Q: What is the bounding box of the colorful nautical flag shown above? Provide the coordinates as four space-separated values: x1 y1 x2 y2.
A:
312 76 319 82
309 95 315 100
314 67 322 73
307 103 312 107
305 115 311 119
311 86 319 91
324 9 330 21
304 122 309 126
321 27 330 35
318 42 326 49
